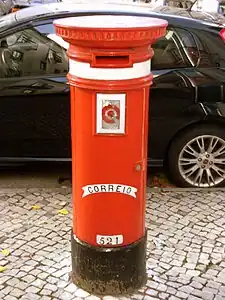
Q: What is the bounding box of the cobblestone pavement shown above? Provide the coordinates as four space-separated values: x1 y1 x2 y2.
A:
1 188 225 300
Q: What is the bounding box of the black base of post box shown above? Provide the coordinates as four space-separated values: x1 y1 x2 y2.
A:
71 231 147 295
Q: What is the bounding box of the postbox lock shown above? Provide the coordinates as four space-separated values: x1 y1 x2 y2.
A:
96 93 126 134
135 164 142 172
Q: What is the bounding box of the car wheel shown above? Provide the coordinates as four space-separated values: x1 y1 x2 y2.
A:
168 125 225 188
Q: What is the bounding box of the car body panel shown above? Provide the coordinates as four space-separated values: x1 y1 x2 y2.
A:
0 76 70 158
0 2 223 33
149 67 225 158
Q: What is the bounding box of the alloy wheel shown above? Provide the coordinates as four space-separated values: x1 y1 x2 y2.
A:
178 135 225 187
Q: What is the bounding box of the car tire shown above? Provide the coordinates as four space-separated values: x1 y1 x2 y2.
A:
167 124 225 188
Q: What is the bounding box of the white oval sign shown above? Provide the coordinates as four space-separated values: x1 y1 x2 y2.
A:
82 184 137 198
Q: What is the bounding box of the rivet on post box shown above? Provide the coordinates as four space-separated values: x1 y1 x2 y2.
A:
54 15 168 295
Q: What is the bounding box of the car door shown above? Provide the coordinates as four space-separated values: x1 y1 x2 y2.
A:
0 25 71 159
149 26 198 165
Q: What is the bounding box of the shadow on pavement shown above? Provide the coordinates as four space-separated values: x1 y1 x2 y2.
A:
0 163 174 189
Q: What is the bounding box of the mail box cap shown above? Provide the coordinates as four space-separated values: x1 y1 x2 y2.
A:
54 15 168 48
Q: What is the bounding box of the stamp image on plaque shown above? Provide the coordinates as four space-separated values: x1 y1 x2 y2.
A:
96 93 126 134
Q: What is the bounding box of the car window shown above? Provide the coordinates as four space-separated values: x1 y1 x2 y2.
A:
190 29 223 68
35 23 69 50
151 27 199 70
174 28 200 67
35 23 55 35
0 27 68 78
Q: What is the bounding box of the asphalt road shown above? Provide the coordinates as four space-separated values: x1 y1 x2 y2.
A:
0 163 72 188
0 163 162 188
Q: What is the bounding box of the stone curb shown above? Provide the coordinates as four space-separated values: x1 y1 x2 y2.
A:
0 186 224 193
0 186 72 193
147 186 225 192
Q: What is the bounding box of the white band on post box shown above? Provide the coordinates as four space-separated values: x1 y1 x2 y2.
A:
69 59 151 80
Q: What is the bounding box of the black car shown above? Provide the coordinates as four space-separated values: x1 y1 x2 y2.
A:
0 3 225 188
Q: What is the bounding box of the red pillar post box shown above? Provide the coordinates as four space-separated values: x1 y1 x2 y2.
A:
54 15 167 295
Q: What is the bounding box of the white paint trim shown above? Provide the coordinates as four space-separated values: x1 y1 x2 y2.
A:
96 93 126 134
69 59 151 80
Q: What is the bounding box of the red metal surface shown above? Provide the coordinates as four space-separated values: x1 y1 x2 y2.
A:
54 15 167 247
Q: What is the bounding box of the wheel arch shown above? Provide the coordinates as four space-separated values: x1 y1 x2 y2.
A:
164 116 225 167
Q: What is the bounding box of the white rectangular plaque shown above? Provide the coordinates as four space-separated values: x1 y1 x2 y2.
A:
96 93 126 134
96 234 123 246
